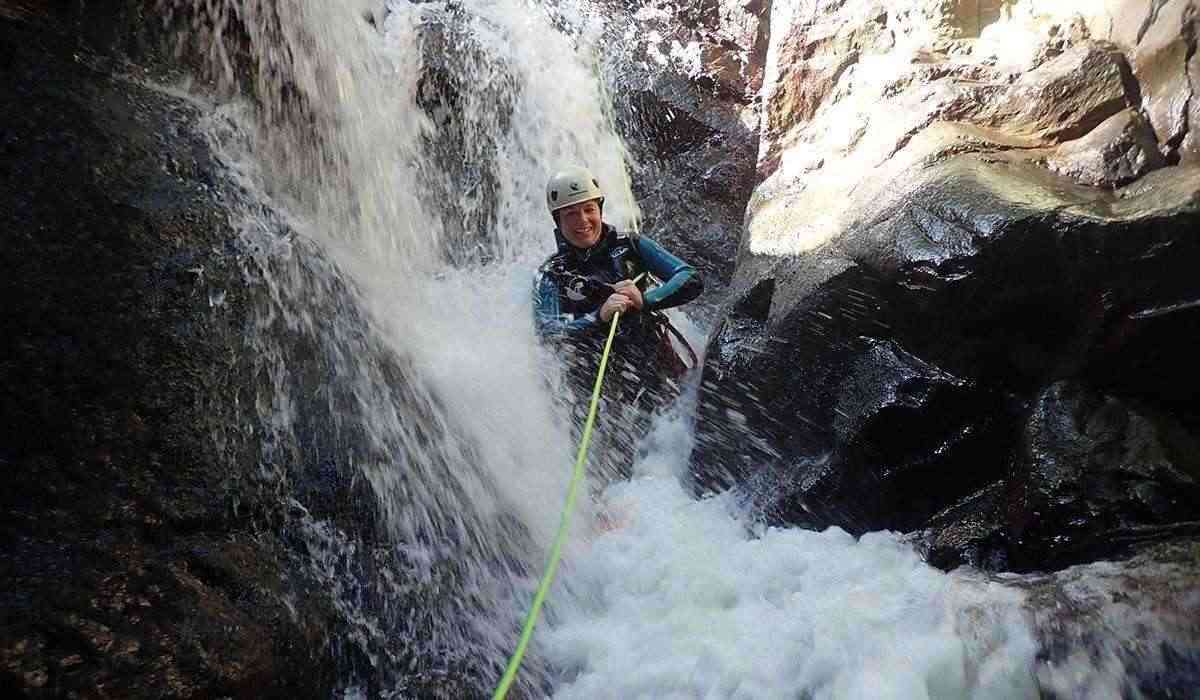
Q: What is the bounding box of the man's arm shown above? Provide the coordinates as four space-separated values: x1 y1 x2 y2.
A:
636 236 703 311
532 269 601 338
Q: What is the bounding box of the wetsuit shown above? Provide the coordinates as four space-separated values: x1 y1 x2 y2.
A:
533 223 702 476
533 223 701 357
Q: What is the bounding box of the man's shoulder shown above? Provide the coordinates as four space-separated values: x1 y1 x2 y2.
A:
604 227 642 260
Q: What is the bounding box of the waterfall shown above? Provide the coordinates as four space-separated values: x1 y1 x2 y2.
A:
172 0 640 694
169 0 1146 697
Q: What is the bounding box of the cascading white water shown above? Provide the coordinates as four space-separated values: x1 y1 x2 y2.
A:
175 0 645 693
542 407 1043 699
173 0 1142 697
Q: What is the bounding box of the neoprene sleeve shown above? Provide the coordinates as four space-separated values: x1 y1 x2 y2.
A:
636 236 701 311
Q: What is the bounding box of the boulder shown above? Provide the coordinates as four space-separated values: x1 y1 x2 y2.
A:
742 338 1015 534
0 3 512 696
1003 381 1200 572
0 5 342 696
1047 108 1167 186
972 42 1134 143
695 151 1200 569
698 0 1200 573
1125 0 1199 163
1015 538 1200 696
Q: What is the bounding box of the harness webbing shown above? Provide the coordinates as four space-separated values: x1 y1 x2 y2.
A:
492 308 625 699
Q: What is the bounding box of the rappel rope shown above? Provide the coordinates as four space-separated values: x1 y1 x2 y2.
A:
493 275 642 699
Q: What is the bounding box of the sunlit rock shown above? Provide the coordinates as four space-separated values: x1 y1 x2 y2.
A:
1047 108 1167 186
971 42 1133 142
1126 0 1199 162
696 0 1200 574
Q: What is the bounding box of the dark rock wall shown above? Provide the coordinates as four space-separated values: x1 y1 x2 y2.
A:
0 3 346 696
0 3 501 697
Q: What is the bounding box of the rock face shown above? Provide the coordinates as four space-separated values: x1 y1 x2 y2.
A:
1004 382 1200 571
1047 108 1166 186
1014 538 1200 697
0 4 344 696
695 0 1200 576
1 3 502 697
601 0 772 311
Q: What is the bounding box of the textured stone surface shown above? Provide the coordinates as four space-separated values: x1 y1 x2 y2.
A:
1126 0 1198 163
0 3 503 697
1048 108 1167 185
0 5 342 696
1004 381 1200 571
1015 538 1200 696
693 0 1200 577
972 42 1133 142
603 0 771 312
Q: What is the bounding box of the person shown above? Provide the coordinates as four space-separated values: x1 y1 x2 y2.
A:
533 165 703 476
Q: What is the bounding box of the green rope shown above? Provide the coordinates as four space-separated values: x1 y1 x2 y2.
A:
492 308 625 699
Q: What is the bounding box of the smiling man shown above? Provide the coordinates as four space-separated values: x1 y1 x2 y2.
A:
533 166 703 470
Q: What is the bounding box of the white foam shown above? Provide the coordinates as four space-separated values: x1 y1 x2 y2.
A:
544 412 1041 699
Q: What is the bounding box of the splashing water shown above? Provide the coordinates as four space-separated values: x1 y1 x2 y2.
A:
544 407 1041 699
172 0 645 692
167 0 1145 697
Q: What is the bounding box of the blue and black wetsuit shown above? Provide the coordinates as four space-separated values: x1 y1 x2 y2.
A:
533 223 702 408
533 223 701 346
534 223 702 475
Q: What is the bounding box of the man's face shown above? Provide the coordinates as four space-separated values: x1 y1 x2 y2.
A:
557 199 603 249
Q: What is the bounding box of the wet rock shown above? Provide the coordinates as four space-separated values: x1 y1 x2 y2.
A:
697 0 1200 575
974 42 1134 143
1047 108 1167 186
0 3 489 697
1013 538 1200 697
597 0 769 305
1126 0 1199 163
0 4 344 696
696 147 1200 568
1004 381 1200 572
698 39 749 99
919 482 1009 571
750 338 1014 534
413 7 517 265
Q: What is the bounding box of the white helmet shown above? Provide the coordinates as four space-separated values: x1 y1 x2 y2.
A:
545 166 605 220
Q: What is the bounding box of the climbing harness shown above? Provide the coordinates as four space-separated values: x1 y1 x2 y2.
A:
653 313 699 375
492 306 626 700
